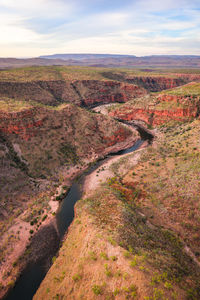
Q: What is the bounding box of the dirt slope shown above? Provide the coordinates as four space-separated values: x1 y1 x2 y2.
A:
0 101 139 298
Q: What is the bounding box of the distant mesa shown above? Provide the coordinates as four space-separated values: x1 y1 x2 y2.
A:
0 54 200 68
39 53 136 60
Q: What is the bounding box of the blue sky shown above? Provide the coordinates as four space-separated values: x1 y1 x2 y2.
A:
0 0 200 57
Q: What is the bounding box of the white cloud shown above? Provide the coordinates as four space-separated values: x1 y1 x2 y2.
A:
0 0 73 18
51 30 200 56
0 13 47 46
0 0 200 56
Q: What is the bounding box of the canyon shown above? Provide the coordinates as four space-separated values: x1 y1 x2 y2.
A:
1 66 200 300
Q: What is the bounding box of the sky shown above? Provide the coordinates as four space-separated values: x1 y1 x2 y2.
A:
0 0 200 57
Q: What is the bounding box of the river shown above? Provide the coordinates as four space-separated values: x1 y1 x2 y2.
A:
5 124 151 300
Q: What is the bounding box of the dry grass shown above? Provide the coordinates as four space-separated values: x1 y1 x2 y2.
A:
0 65 197 82
34 176 199 299
0 98 33 112
124 120 200 255
160 82 200 96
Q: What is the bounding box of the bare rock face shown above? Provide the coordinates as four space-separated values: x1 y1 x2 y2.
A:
0 80 147 107
0 108 44 141
71 80 147 106
109 91 200 126
125 74 200 92
0 102 139 226
0 104 137 178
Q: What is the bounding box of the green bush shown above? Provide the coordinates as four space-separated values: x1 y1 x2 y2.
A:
72 274 82 282
92 284 103 295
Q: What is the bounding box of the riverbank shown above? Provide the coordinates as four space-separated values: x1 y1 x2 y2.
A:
2 123 141 300
34 121 200 300
83 140 149 196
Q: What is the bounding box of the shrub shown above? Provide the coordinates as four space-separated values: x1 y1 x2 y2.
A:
123 250 131 258
111 256 117 261
92 284 103 295
52 256 56 264
42 215 47 221
130 256 138 267
72 274 82 282
89 251 97 261
113 288 120 296
100 252 109 260
104 264 112 277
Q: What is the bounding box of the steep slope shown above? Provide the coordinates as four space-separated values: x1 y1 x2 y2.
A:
0 100 139 298
101 71 200 92
2 66 200 299
0 80 146 107
34 141 200 299
122 120 200 267
1 66 200 107
126 76 187 92
109 82 200 126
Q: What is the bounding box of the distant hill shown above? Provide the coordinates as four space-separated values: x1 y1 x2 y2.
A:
0 57 68 69
39 53 136 60
39 54 200 68
0 54 200 68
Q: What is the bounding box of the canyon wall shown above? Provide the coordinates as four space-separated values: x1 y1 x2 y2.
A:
109 94 200 125
0 80 147 107
126 76 188 92
101 72 200 92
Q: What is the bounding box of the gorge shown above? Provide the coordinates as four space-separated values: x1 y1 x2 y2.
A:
1 66 200 300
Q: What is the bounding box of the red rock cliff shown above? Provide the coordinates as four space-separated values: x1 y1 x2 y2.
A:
125 76 191 92
0 80 147 107
109 94 200 125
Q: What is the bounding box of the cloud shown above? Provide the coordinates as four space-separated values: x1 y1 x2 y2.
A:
0 0 73 18
0 0 200 56
55 30 200 56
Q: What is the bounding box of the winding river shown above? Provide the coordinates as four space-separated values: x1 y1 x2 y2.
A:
5 123 152 300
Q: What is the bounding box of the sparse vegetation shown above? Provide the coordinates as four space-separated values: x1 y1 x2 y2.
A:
92 284 103 295
2 66 200 300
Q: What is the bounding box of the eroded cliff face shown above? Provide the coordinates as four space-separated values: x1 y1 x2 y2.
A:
126 76 187 92
72 80 147 106
0 109 44 141
102 72 200 92
0 103 140 298
0 103 138 193
109 92 200 126
110 106 198 126
0 80 147 107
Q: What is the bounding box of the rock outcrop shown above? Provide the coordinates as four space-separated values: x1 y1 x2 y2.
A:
110 105 199 126
71 80 147 106
109 87 200 126
0 80 147 107
0 104 138 178
126 76 188 92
